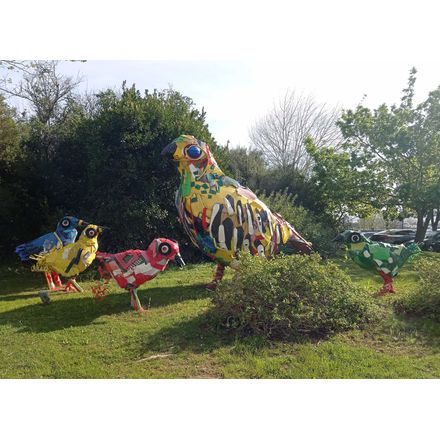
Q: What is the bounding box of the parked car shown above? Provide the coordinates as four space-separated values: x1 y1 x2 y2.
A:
370 229 416 245
361 231 377 238
421 231 440 252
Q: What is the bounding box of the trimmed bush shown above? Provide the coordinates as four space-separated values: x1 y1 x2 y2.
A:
394 255 440 320
212 253 379 339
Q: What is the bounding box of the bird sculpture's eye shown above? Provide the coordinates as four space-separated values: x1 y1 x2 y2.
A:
61 219 71 227
351 233 361 243
186 145 203 159
159 243 171 255
85 228 97 238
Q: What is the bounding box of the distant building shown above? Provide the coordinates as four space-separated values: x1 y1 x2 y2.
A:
350 213 418 231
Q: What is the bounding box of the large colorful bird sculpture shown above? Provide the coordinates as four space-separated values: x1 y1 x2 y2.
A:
15 216 87 291
161 134 313 289
31 224 104 301
334 230 421 295
94 238 185 311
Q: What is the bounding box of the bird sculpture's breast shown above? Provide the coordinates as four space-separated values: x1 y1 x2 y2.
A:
176 178 301 265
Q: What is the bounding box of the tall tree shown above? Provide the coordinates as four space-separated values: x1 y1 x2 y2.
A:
249 90 342 173
336 68 440 241
0 60 83 125
222 146 267 188
48 85 220 258
0 95 34 256
306 138 386 224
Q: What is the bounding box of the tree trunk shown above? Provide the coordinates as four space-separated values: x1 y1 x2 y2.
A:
432 208 440 231
415 210 430 242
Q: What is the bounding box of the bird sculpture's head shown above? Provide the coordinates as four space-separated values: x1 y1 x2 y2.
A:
147 238 185 269
78 224 105 245
333 230 369 250
161 134 222 180
56 216 87 232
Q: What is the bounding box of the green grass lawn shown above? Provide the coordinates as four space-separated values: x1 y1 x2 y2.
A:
1 256 440 378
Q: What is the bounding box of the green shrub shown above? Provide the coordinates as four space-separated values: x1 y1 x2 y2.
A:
394 254 440 320
212 253 379 339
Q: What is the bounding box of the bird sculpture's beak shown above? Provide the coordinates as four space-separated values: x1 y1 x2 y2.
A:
78 219 89 226
98 226 110 234
173 254 185 269
161 142 177 159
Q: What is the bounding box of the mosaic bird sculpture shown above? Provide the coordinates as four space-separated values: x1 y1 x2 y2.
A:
15 216 87 291
31 224 104 301
334 230 421 295
94 238 185 311
161 134 313 289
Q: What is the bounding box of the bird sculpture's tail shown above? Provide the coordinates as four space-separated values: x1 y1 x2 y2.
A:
282 225 314 255
15 244 32 261
29 253 50 272
398 243 421 266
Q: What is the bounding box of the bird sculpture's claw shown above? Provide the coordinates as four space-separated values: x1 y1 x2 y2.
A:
376 283 395 296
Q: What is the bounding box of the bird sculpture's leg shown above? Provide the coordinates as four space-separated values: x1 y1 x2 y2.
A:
206 263 225 290
378 272 395 295
51 272 63 288
44 272 55 291
65 277 83 293
130 287 145 312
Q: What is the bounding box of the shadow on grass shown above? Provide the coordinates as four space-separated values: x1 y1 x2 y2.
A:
0 295 128 333
0 293 42 301
139 311 326 356
0 276 47 295
140 304 440 357
0 284 212 334
135 283 210 308
140 311 238 355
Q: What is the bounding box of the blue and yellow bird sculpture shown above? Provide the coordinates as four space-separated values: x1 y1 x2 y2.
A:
31 224 104 302
334 230 421 295
15 216 87 291
162 134 313 289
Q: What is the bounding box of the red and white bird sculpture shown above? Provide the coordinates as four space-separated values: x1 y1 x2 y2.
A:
94 238 185 311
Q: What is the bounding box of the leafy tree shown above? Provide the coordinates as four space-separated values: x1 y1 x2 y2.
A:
48 85 220 260
221 146 268 188
337 68 440 241
0 60 83 125
0 95 36 256
306 138 386 224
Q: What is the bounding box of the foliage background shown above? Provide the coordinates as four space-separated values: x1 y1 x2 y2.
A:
0 81 338 261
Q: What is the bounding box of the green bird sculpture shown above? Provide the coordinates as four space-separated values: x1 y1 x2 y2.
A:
334 230 421 295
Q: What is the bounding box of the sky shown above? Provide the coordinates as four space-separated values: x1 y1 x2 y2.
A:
13 56 440 148
3 1 440 147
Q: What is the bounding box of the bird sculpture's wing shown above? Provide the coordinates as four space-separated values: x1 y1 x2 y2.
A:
97 249 155 289
15 232 62 261
30 241 73 273
31 240 98 277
